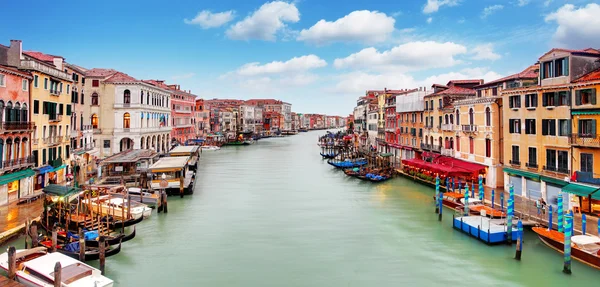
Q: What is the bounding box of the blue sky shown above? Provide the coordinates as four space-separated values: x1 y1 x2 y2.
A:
2 0 599 116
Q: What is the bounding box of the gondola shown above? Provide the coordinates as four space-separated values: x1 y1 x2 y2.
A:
39 239 122 261
327 159 368 169
108 214 144 229
55 226 136 248
320 152 338 159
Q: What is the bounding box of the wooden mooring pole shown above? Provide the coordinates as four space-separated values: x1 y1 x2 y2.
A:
51 227 58 253
99 236 106 275
78 228 85 262
53 262 61 287
31 223 38 248
7 246 16 280
515 220 523 260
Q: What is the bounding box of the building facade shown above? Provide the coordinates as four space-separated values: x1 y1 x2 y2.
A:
195 99 210 138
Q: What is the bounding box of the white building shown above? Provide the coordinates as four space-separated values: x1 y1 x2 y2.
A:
282 102 292 131
84 69 172 158
254 107 263 134
367 109 378 148
240 105 255 132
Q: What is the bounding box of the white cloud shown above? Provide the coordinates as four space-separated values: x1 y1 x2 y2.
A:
471 44 501 60
171 73 196 80
517 0 530 7
427 17 433 24
226 1 300 41
333 41 467 72
184 10 235 28
234 55 327 76
297 10 395 45
423 0 460 14
481 5 504 18
545 3 600 48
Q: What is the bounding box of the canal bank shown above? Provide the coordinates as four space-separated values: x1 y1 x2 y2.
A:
2 130 598 286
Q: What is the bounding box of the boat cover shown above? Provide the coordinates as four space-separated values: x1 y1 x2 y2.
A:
64 242 80 253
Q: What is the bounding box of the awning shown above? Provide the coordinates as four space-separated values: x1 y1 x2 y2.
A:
402 159 469 177
541 176 569 187
379 152 394 157
50 164 67 173
42 184 81 197
572 109 600 115
0 169 35 185
562 183 599 197
503 167 540 180
35 165 54 174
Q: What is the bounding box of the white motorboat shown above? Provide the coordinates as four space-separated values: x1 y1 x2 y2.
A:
201 145 220 151
84 195 152 220
0 247 113 287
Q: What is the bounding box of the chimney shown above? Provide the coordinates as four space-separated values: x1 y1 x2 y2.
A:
6 40 22 67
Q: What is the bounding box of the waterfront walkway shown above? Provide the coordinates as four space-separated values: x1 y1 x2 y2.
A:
0 200 43 245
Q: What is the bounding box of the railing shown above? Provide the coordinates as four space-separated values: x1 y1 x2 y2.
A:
1 122 35 131
525 162 538 169
509 160 521 166
462 125 478 132
441 148 454 157
175 109 192 114
570 133 600 147
20 60 72 82
93 128 101 134
420 143 441 152
50 89 60 96
543 165 570 175
441 124 454 131
43 136 62 146
48 115 63 122
424 125 433 129
575 171 600 185
0 156 35 171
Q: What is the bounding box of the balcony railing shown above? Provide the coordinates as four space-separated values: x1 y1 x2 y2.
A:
50 89 60 96
1 122 35 131
20 60 73 82
575 171 600 185
441 124 454 131
93 128 101 134
441 148 454 157
462 125 478 133
43 136 62 146
32 138 39 145
570 133 600 148
525 162 538 169
0 156 35 171
509 160 521 166
420 143 441 153
48 115 63 122
424 125 433 129
543 165 570 175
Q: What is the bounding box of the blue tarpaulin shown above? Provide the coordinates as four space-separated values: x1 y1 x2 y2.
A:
84 230 99 241
64 242 80 253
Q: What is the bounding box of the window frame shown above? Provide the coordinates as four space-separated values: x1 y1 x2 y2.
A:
0 74 5 87
22 79 28 91
581 153 594 173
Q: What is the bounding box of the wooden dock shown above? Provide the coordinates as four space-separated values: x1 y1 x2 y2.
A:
0 275 26 287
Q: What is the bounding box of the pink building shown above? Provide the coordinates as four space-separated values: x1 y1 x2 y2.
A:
145 80 196 144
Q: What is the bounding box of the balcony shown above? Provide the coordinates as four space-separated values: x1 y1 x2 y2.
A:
1 122 35 132
525 162 538 169
570 133 600 148
575 171 600 185
420 143 441 153
424 125 434 129
441 148 454 157
43 136 62 146
509 160 521 166
543 165 570 175
174 109 192 114
93 128 101 134
0 156 35 171
20 60 73 82
48 115 63 123
50 89 60 96
462 125 478 133
441 124 455 131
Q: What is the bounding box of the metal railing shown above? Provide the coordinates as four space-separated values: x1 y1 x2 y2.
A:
441 148 454 157
462 124 478 132
570 133 600 147
48 115 63 122
543 165 570 175
20 60 72 81
0 156 35 170
441 124 454 131
50 89 60 96
525 162 538 169
420 143 441 152
509 160 521 166
1 122 35 131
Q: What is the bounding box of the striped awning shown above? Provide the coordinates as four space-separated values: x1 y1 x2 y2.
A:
572 109 600 115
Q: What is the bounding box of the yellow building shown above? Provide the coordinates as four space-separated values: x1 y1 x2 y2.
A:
502 48 600 212
20 50 74 186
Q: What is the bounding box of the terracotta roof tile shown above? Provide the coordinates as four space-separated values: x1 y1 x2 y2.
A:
573 67 600 83
0 64 32 78
447 79 484 86
23 51 63 62
476 64 539 88
85 68 118 77
104 72 139 83
429 86 476 96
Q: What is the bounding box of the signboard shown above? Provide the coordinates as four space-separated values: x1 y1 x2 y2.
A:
160 179 169 188
115 166 123 172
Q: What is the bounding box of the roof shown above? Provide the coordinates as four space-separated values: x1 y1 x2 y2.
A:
84 68 118 77
169 146 199 155
432 84 448 88
0 64 32 78
573 67 600 83
105 72 139 83
539 48 600 59
101 149 159 164
23 51 63 62
66 63 88 74
143 79 170 89
447 79 483 86
427 86 476 97
476 65 539 88
149 156 190 171
42 184 81 197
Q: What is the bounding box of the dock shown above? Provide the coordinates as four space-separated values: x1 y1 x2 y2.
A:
453 215 519 244
0 275 26 287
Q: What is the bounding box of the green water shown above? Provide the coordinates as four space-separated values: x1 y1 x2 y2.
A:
2 130 599 285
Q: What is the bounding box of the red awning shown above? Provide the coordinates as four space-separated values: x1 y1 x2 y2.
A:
436 156 487 174
401 158 482 177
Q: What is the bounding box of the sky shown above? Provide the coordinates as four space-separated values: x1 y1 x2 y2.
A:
1 0 599 116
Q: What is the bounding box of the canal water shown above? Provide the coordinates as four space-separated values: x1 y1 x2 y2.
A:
2 130 599 285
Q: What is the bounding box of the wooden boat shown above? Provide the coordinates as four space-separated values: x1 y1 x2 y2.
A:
469 205 506 218
118 187 159 206
83 195 152 220
56 227 136 248
438 192 465 210
532 227 600 270
299 128 308 132
224 141 252 146
38 240 122 262
320 152 338 159
435 193 505 217
108 214 143 230
327 158 368 169
148 156 195 196
201 145 220 151
0 247 114 286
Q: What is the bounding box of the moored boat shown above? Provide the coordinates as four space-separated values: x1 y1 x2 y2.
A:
201 145 220 151
38 239 122 262
0 247 114 286
83 195 152 220
327 158 368 169
532 227 600 270
320 152 338 159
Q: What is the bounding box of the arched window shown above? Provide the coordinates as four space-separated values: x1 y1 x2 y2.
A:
456 110 460 125
21 103 28 122
0 101 4 123
469 108 474 125
5 102 12 122
449 114 454 124
123 112 131 128
445 137 449 148
123 89 131 104
485 107 491 127
450 137 454 149
141 91 144 104
456 136 460 152
91 114 99 129
438 137 442 148
14 103 20 123
91 92 99 105
444 114 449 125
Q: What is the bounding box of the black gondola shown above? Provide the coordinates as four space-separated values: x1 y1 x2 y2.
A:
86 227 136 248
109 215 143 229
39 240 122 261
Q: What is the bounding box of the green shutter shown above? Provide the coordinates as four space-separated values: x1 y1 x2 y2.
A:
66 105 71 115
554 92 559 106
576 90 582 105
58 147 62 159
567 119 572 135
42 149 46 165
564 57 569 76
592 88 597 105
593 120 597 136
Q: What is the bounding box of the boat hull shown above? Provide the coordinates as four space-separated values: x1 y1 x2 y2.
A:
532 227 600 270
453 215 518 244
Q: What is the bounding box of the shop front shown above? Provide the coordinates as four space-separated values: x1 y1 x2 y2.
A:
48 164 68 184
562 183 600 216
34 165 54 190
0 169 35 205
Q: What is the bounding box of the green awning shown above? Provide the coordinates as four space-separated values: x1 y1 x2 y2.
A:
379 153 394 157
541 176 569 187
572 109 600 115
50 164 67 173
42 184 81 197
0 169 35 185
562 183 599 197
503 167 540 180
592 190 600 201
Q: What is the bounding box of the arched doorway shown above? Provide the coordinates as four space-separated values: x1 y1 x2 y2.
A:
120 138 134 152
140 136 145 149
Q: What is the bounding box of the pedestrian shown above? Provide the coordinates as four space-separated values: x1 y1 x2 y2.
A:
540 197 547 215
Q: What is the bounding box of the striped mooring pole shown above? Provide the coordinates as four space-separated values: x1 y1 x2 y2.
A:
563 211 573 274
548 205 553 230
435 175 440 214
557 191 564 233
491 189 495 209
464 184 470 216
582 214 587 235
507 184 514 244
500 192 505 212
478 174 484 202
515 220 523 260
